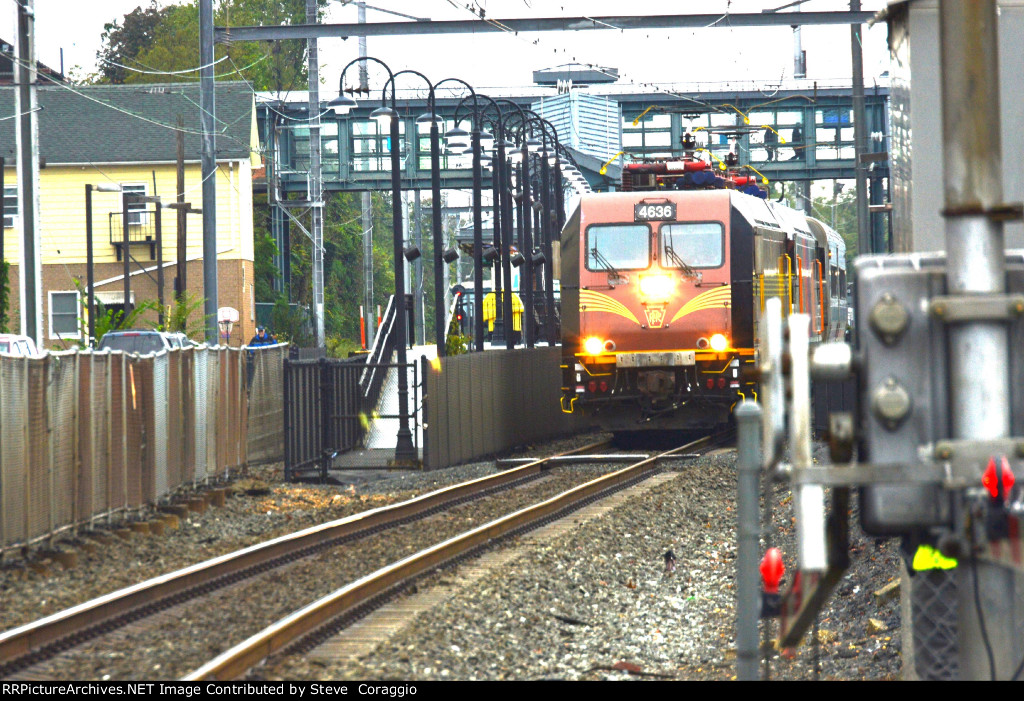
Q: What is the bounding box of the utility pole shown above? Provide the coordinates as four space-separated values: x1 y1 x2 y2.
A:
176 116 187 298
850 0 870 255
413 189 424 345
307 0 325 347
199 0 218 344
358 1 375 349
14 0 41 344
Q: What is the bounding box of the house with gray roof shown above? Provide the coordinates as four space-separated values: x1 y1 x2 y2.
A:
0 81 261 347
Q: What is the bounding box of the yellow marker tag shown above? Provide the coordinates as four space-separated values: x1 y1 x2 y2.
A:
429 355 441 372
912 544 958 571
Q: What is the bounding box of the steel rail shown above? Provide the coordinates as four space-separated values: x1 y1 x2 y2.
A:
186 434 714 680
0 438 610 674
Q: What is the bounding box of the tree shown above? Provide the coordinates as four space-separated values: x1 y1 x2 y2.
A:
96 1 171 84
94 0 324 92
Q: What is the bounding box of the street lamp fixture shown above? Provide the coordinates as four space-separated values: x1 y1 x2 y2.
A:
369 105 396 125
479 129 495 153
415 113 445 128
327 93 357 115
444 125 471 154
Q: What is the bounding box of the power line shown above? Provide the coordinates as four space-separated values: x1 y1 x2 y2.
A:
100 54 230 76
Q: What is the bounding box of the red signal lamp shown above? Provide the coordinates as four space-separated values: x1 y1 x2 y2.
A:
983 456 1015 501
760 547 785 594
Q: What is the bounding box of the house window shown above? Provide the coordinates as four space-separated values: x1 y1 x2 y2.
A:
122 183 148 225
2 185 16 228
49 290 81 340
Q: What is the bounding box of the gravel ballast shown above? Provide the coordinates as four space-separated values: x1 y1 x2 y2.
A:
277 452 903 681
1 433 904 681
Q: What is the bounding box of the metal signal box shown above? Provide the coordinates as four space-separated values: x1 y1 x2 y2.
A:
854 252 1024 535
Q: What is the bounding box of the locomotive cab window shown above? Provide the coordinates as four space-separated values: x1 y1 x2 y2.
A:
585 224 651 271
660 222 724 268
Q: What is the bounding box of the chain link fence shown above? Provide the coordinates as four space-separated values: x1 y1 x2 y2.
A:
0 345 253 554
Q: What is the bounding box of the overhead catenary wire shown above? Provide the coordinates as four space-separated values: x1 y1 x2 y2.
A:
436 0 725 113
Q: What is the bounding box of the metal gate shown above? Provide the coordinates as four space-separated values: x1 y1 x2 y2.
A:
283 355 419 480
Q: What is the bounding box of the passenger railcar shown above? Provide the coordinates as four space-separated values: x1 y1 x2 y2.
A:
559 159 848 433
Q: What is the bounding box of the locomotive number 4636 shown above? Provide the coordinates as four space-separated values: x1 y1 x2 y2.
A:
634 202 677 221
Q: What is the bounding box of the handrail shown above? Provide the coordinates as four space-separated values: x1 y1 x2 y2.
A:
796 255 804 314
359 295 398 406
782 254 793 315
816 259 826 335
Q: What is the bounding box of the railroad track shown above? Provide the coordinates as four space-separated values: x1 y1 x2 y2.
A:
185 433 721 681
0 438 614 679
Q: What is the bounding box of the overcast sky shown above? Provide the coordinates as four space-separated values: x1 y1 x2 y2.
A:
5 1 891 92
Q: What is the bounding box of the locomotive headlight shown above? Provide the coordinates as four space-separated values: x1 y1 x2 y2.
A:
639 274 674 300
583 336 605 356
709 333 729 351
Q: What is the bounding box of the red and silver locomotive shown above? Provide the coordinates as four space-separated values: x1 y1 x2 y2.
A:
559 157 848 434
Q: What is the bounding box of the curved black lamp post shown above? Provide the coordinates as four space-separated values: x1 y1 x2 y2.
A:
438 80 485 352
329 56 416 463
507 115 540 348
494 100 530 349
454 93 509 345
527 114 563 346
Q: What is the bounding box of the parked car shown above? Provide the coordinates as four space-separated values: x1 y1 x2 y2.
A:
165 332 198 349
0 333 38 356
98 330 191 355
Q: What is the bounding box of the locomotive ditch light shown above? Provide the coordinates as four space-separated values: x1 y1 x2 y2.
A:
583 336 605 356
442 248 460 264
710 333 728 352
639 274 674 300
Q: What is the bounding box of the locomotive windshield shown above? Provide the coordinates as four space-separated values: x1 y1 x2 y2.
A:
585 224 651 271
660 222 724 268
